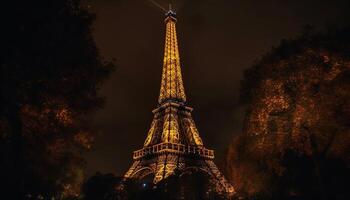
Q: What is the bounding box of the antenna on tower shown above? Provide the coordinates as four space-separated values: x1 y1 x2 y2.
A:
165 2 176 18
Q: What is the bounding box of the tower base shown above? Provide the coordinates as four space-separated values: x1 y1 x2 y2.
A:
125 153 235 197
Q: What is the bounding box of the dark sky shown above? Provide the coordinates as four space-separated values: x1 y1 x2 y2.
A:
83 0 350 176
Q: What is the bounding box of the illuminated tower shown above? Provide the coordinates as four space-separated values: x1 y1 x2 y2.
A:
124 7 234 196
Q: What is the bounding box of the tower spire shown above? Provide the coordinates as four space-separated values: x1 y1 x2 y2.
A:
158 5 186 104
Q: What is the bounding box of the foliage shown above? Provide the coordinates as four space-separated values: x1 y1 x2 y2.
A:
81 171 229 200
225 27 350 200
0 0 114 198
81 173 123 200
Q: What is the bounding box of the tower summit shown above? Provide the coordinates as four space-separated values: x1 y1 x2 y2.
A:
124 6 234 196
159 5 186 104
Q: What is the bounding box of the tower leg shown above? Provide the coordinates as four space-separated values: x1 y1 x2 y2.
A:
205 160 235 195
153 154 179 183
163 154 178 179
154 155 166 183
124 160 140 179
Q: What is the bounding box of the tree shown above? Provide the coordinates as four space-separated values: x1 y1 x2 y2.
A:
82 173 123 200
225 27 350 200
0 0 114 198
153 170 226 200
82 170 228 200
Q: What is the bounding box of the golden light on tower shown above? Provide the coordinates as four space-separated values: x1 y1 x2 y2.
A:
124 5 235 197
159 9 186 104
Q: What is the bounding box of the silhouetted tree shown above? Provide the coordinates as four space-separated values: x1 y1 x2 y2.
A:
225 27 350 200
82 174 161 200
0 0 114 199
82 173 123 200
82 171 228 200
152 170 226 200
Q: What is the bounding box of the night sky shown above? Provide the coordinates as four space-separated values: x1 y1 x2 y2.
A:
83 0 350 176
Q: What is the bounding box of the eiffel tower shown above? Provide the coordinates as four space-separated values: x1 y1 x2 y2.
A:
124 7 234 196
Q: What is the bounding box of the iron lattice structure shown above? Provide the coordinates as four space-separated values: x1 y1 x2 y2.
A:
124 9 235 196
